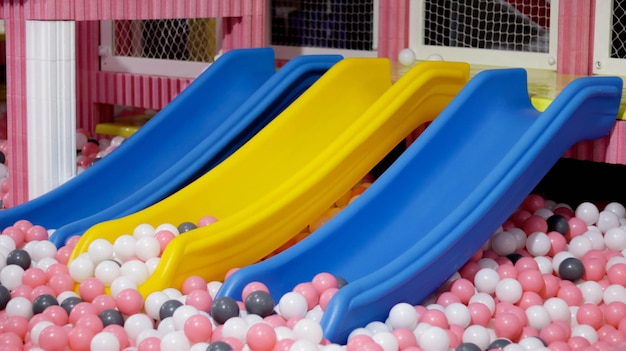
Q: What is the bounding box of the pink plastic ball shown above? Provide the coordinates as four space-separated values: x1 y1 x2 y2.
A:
78 278 105 302
607 263 626 286
22 268 47 288
540 322 569 345
312 272 338 294
318 288 338 311
183 314 213 343
38 325 69 351
436 292 461 307
137 336 161 351
91 294 117 315
182 276 207 295
522 194 545 213
154 230 176 254
103 324 130 349
115 289 144 316
420 309 449 329
392 327 418 350
467 302 491 327
55 246 72 265
273 338 294 351
2 315 29 339
185 289 212 313
293 282 320 310
582 257 606 282
42 305 69 326
25 226 48 242
548 231 568 256
73 313 103 334
523 215 548 236
518 269 545 293
242 282 270 302
604 301 626 328
198 216 218 227
245 321 276 351
68 325 96 351
448 278 475 304
0 331 22 350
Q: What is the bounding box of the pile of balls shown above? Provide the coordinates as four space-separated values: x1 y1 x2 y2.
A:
0 193 625 351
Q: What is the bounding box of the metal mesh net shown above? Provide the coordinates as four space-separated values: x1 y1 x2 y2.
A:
270 0 374 51
423 0 550 53
611 0 626 59
113 18 219 62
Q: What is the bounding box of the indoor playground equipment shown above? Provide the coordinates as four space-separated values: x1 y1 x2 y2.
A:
0 48 342 247
218 68 624 343
69 58 471 297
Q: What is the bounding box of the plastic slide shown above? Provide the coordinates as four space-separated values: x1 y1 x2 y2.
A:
0 48 341 246
69 59 471 297
218 68 623 343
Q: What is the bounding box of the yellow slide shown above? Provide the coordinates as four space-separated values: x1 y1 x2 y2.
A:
70 58 470 297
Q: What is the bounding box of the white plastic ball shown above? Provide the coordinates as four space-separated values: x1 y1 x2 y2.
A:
293 318 324 343
578 281 604 304
519 337 546 351
68 255 95 283
305 307 324 323
36 257 57 272
597 210 620 232
419 326 449 351
571 324 599 344
91 331 120 351
290 339 319 351
94 260 121 286
525 305 551 330
444 302 471 328
607 256 626 270
87 238 114 264
76 132 88 151
372 331 399 351
583 230 606 250
603 284 626 304
278 292 308 319
398 48 416 66
575 202 599 225
552 251 575 273
162 288 183 299
172 305 199 331
136 236 160 261
462 325 490 351
495 278 523 304
508 227 528 250
275 326 295 341
474 268 500 294
110 275 138 298
534 256 554 274
157 317 176 336
133 223 156 238
604 227 626 250
543 297 571 322
113 235 136 261
477 258 499 270
207 281 223 298
568 235 593 258
490 231 517 256
348 327 373 340
605 202 626 218
387 302 419 330
145 257 160 275
160 330 190 351
110 136 125 147
468 292 496 314
426 54 444 61
0 264 24 290
120 260 150 285
503 344 526 351
365 321 390 334
526 231 551 256
0 234 16 251
124 313 155 342
57 291 80 305
136 329 160 346
190 343 210 351
6 296 33 319
30 320 54 344
534 208 554 219
31 240 57 261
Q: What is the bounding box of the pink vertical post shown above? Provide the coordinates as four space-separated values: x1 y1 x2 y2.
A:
75 20 101 135
4 14 28 206
377 0 410 60
557 0 594 75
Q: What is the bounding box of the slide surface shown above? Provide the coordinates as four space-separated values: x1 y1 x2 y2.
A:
70 59 471 297
0 48 340 247
47 50 341 246
218 68 623 343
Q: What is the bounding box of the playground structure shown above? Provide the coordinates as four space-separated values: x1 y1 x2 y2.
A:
0 0 622 206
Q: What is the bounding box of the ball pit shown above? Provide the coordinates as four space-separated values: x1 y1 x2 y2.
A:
2 190 626 350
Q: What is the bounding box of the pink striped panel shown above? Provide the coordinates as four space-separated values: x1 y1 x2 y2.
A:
95 72 192 110
25 0 254 20
377 0 410 61
557 0 593 75
4 16 28 206
76 21 100 134
563 122 626 164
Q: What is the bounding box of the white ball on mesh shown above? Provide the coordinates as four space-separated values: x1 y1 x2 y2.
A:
398 48 416 66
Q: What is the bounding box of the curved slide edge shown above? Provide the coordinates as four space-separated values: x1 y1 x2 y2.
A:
69 59 470 298
219 69 623 343
48 53 343 246
0 48 277 232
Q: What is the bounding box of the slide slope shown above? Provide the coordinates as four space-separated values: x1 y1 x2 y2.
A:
47 51 342 246
70 59 471 297
218 69 623 343
0 48 276 233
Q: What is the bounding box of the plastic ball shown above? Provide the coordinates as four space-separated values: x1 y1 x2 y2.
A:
0 283 10 309
558 257 585 281
387 302 419 330
60 296 83 315
184 313 213 343
245 290 275 317
160 330 191 351
526 232 551 257
145 291 169 320
159 299 184 320
132 223 156 239
398 48 416 66
32 294 59 314
547 215 569 235
87 239 114 264
495 278 523 304
99 308 125 327
474 268 500 294
68 256 95 283
206 341 234 351
278 292 308 319
6 249 31 269
456 342 482 351
246 322 276 351
135 236 160 262
178 222 198 233
604 227 626 250
575 202 599 225
90 331 120 351
38 324 69 351
209 297 240 325
120 260 150 285
113 235 136 261
109 276 138 298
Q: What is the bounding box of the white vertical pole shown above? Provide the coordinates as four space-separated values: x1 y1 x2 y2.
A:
26 20 76 200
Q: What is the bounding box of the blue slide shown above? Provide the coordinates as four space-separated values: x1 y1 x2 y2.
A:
218 68 623 343
0 48 341 247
